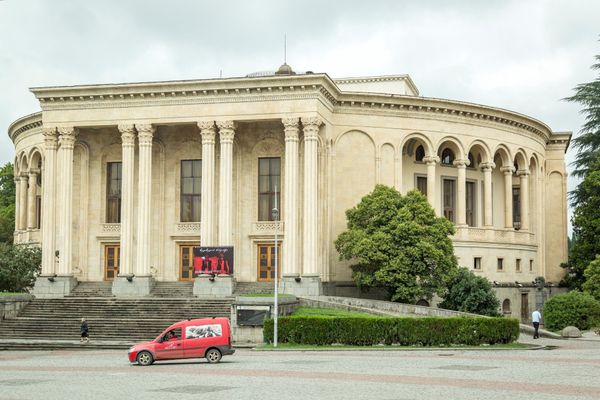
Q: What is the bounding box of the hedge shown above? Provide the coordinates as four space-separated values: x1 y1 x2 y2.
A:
263 316 519 346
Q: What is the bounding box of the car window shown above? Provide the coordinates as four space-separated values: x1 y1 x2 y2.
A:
162 327 183 342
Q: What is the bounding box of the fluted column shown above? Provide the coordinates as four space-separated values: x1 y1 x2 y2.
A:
217 121 236 247
198 121 216 246
481 162 495 227
500 166 516 229
118 124 136 276
135 124 155 277
17 175 28 230
14 176 20 232
282 117 300 276
41 128 58 275
57 127 77 275
301 116 322 276
518 169 530 231
27 170 38 230
423 155 440 214
454 159 469 226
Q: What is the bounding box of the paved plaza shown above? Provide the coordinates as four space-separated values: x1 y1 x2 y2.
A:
0 335 599 400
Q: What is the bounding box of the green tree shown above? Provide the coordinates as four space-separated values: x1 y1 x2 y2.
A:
335 185 458 303
0 162 16 244
0 243 41 292
438 267 500 316
543 291 600 331
583 255 600 300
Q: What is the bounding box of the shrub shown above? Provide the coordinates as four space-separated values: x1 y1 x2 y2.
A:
543 291 600 331
438 267 501 316
0 243 42 292
263 316 519 346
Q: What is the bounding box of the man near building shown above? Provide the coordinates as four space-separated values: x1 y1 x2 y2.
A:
532 309 541 339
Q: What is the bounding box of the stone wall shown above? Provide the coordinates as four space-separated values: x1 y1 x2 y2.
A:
0 295 33 322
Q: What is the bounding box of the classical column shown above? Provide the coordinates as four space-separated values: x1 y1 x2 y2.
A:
27 170 38 230
301 117 322 276
454 159 469 226
14 176 20 232
41 128 58 275
57 127 77 275
18 175 28 231
518 169 530 231
198 121 216 246
135 124 155 277
282 117 300 276
216 120 236 247
500 166 515 229
481 162 495 227
423 155 439 214
118 124 136 276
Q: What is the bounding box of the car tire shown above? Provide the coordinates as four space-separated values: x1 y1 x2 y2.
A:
205 348 222 364
136 351 154 366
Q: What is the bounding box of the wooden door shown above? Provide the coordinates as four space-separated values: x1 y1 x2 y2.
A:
521 293 529 321
179 245 195 281
257 243 281 282
104 245 120 281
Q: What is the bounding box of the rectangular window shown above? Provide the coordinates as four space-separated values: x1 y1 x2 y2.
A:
180 160 202 222
36 195 41 229
473 257 482 270
258 158 281 221
416 176 427 196
443 178 456 222
513 186 521 229
497 258 504 271
530 259 534 272
466 180 476 226
516 258 522 272
106 162 122 223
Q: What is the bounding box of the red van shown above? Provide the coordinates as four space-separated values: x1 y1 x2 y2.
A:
128 317 235 366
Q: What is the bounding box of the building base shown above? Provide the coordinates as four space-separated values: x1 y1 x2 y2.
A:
32 275 77 298
112 275 154 297
194 274 234 297
281 274 322 296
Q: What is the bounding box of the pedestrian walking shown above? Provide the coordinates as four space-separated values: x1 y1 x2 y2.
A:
532 309 541 339
80 318 90 343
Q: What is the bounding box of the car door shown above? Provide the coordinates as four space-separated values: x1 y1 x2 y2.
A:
154 327 184 360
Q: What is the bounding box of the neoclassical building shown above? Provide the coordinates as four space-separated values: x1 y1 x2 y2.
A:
8 66 570 313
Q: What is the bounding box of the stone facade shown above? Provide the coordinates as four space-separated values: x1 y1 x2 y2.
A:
8 71 570 310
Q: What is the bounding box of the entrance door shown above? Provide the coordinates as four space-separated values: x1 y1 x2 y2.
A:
104 245 120 280
179 245 195 281
521 293 529 322
257 243 281 282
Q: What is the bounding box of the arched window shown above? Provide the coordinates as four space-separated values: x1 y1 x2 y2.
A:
468 152 476 168
502 299 511 314
416 299 430 307
441 148 455 165
415 145 425 162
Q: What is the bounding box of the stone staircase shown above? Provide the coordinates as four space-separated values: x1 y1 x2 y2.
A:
0 297 233 342
235 281 276 294
66 281 114 297
151 281 194 298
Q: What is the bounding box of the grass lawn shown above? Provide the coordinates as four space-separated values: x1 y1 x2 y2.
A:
255 342 531 351
290 306 377 318
0 292 29 296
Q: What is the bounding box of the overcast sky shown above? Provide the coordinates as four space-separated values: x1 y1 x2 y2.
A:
1 0 599 211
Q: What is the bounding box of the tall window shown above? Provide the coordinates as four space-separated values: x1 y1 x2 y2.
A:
415 145 425 162
416 176 427 196
106 162 122 223
180 160 202 222
466 181 475 226
443 178 456 222
512 187 521 229
258 157 281 221
473 257 482 270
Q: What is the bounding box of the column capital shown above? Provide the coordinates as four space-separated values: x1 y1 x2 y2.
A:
135 124 155 146
118 124 136 146
283 117 300 141
480 161 496 172
198 121 216 144
216 120 236 143
42 127 58 150
516 169 530 177
301 116 322 138
58 127 78 149
28 170 40 178
453 158 470 168
423 155 440 165
500 165 516 175
216 120 236 131
18 174 29 182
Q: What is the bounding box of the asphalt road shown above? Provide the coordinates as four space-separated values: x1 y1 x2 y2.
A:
0 336 599 400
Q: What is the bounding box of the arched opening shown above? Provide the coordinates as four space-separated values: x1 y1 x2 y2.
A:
416 299 430 307
402 137 430 196
502 299 511 314
440 148 455 166
415 145 425 162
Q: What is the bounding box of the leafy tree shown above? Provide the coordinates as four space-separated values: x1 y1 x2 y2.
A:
0 243 41 292
335 185 458 303
543 291 600 331
583 255 600 300
0 162 15 244
438 267 500 316
562 155 600 289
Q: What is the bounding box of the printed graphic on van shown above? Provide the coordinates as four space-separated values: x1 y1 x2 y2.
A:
186 324 222 339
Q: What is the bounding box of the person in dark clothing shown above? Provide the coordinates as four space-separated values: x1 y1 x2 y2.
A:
80 318 90 343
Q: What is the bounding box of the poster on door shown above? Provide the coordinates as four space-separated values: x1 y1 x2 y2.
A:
192 246 234 277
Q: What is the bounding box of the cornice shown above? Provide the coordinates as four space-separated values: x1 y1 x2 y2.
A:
333 74 420 96
8 112 42 142
547 131 572 152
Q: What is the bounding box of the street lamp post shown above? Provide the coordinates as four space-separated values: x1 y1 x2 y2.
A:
272 185 279 347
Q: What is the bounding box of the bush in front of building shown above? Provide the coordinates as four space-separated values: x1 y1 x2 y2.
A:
583 255 600 301
438 267 501 317
263 316 519 346
543 291 600 331
0 243 41 292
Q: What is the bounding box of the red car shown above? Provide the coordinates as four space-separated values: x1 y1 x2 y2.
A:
128 317 235 366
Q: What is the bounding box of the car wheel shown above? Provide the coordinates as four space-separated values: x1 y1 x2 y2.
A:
136 351 154 366
205 348 222 364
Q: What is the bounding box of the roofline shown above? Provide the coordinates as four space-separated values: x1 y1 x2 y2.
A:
333 74 420 96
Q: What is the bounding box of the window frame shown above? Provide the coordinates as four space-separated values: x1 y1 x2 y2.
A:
257 157 281 221
106 162 122 223
180 159 202 223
